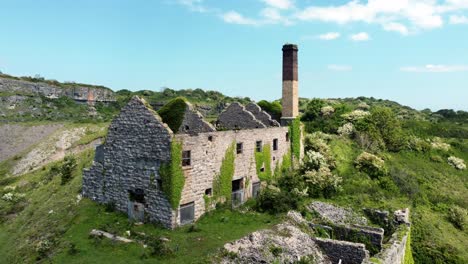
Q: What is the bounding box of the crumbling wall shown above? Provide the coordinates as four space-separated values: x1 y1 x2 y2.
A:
174 126 289 223
314 238 369 264
375 209 411 264
245 103 280 127
217 102 266 130
82 96 175 228
332 225 384 254
178 104 216 134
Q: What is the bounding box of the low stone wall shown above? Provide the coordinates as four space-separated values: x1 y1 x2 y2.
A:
333 224 384 254
376 227 409 264
314 238 369 264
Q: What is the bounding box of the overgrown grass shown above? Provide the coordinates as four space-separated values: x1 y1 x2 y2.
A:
0 149 278 264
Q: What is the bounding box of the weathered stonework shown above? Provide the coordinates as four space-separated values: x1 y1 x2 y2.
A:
245 103 280 127
82 96 176 228
314 238 370 264
178 103 216 134
175 126 289 223
83 96 292 228
281 44 299 122
217 102 267 130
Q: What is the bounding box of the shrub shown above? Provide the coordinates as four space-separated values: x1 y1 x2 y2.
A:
304 167 342 198
146 237 173 256
448 205 467 230
406 135 431 152
157 97 188 132
320 106 335 116
430 137 451 151
337 123 354 136
60 156 77 185
256 185 303 214
302 151 327 171
355 152 387 178
35 239 52 258
447 156 466 170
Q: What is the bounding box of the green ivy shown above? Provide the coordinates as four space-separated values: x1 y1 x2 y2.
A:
255 144 272 181
273 150 292 178
159 140 185 210
213 143 236 203
289 117 301 161
157 97 188 132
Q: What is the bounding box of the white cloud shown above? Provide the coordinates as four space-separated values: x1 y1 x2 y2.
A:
328 64 352 71
260 7 293 25
383 22 409 35
178 0 208 13
350 32 370 41
261 0 294 10
318 32 341 40
401 64 468 72
222 11 260 26
449 15 468 24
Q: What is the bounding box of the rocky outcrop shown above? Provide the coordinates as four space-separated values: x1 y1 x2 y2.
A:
309 201 368 226
0 76 115 102
222 222 329 264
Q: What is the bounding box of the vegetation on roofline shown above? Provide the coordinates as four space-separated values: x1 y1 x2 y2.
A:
156 97 188 132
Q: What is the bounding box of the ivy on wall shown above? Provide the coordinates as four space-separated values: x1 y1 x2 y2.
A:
273 150 292 178
159 140 185 210
213 142 236 203
289 117 301 161
255 143 272 181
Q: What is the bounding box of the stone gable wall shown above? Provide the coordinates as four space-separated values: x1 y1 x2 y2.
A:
245 103 280 127
178 105 216 134
82 97 176 228
217 102 266 130
174 126 290 223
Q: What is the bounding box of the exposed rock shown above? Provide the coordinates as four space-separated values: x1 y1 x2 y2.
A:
89 229 134 243
309 201 368 226
222 222 329 264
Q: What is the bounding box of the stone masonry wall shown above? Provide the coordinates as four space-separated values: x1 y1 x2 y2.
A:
178 104 216 134
217 102 266 130
245 103 280 127
175 126 290 224
82 96 176 228
314 238 370 264
333 224 385 252
0 77 115 102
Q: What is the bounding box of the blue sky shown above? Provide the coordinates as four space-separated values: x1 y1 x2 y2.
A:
0 0 467 110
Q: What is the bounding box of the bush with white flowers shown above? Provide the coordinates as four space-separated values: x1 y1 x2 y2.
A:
430 137 451 151
355 152 387 178
357 102 370 110
321 106 335 116
338 123 354 136
342 110 370 122
448 156 466 170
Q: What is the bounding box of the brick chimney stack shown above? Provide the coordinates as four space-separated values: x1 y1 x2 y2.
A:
281 44 299 126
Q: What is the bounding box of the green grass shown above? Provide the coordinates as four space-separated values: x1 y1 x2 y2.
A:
0 148 278 264
325 135 468 263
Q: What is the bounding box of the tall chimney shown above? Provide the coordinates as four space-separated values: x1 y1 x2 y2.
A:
281 44 299 126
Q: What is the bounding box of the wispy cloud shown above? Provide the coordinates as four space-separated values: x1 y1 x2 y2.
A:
328 64 352 71
383 22 409 35
178 0 208 13
350 32 370 41
449 15 468 24
222 11 260 26
318 32 341 40
261 0 294 10
401 64 468 73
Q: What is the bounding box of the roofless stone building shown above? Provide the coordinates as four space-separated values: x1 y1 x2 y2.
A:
82 44 302 228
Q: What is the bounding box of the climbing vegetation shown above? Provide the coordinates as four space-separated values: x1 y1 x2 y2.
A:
157 97 188 132
273 150 292 179
213 143 236 203
289 117 301 161
255 144 272 181
159 140 185 210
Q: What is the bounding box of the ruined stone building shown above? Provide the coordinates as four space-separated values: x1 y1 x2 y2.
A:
82 44 301 228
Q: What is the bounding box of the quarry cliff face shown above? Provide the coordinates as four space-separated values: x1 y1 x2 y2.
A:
0 76 115 103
